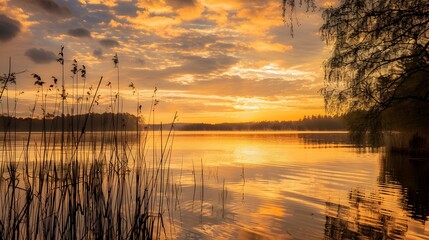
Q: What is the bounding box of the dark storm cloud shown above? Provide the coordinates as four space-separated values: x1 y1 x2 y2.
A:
67 28 91 38
93 49 103 58
23 0 72 17
99 39 120 48
25 48 57 64
0 14 21 42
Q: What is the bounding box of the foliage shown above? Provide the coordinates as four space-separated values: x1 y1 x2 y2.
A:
319 0 429 137
282 0 317 35
343 110 383 146
180 115 345 131
0 113 143 132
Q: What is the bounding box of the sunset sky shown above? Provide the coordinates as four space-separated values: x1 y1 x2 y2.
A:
0 0 333 123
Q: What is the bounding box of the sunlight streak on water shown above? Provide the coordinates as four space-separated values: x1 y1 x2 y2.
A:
169 131 428 239
2 131 428 239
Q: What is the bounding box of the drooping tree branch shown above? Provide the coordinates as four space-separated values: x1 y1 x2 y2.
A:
320 0 429 115
282 0 317 36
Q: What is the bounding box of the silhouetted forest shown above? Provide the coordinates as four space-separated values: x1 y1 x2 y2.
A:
0 114 346 132
178 115 345 131
0 113 143 132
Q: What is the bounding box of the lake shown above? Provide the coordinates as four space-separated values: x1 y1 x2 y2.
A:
166 131 429 239
0 131 427 239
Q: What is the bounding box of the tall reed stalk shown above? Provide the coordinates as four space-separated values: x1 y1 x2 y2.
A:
0 47 177 239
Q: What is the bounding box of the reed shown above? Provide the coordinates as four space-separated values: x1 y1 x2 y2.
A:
0 48 177 239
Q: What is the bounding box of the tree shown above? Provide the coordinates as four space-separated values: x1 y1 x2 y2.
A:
282 0 317 36
318 0 429 137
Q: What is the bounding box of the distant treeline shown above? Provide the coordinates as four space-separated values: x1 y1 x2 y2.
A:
0 114 346 132
177 115 346 131
0 113 143 132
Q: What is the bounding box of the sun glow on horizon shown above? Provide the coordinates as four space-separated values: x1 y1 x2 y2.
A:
0 0 329 123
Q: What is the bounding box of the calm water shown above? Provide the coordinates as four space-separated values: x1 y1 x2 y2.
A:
1 131 428 239
166 131 429 239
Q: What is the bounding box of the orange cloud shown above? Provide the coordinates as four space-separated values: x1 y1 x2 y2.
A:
122 10 182 38
0 1 36 31
250 41 293 52
80 0 118 7
0 0 330 123
176 2 204 20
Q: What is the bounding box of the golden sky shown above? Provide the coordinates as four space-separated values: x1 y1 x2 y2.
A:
0 0 332 123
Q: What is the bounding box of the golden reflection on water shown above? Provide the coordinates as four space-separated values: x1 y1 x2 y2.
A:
169 131 428 239
3 131 427 239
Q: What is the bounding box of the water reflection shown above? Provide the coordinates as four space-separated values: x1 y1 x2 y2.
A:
167 132 429 239
4 131 428 239
324 188 408 239
380 152 429 223
297 132 350 146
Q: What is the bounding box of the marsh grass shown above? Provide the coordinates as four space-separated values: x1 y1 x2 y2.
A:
0 49 178 239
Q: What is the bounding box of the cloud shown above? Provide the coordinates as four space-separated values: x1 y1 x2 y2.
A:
208 42 239 51
114 1 139 17
25 0 72 17
0 14 21 42
155 54 238 79
250 41 293 52
0 0 328 122
93 48 103 58
188 75 319 97
165 0 196 9
123 10 182 38
99 38 119 48
136 58 145 65
177 55 238 75
25 48 57 64
268 20 325 65
128 54 239 87
156 33 217 51
67 28 91 38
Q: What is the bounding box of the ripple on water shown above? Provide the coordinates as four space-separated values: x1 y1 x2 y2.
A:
167 132 428 239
